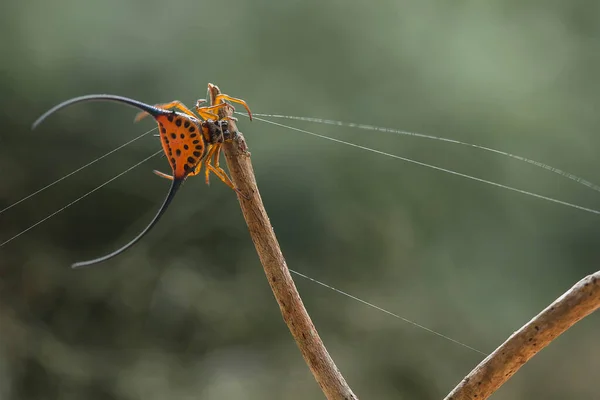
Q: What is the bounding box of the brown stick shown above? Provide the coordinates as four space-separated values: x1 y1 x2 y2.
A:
445 271 600 400
212 84 358 400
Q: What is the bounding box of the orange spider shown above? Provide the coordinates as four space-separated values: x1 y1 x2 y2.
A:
33 84 251 268
136 83 252 187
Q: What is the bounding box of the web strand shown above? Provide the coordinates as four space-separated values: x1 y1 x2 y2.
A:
4 109 596 355
251 113 600 195
0 150 162 247
290 269 488 356
246 115 600 216
0 149 487 357
0 127 157 215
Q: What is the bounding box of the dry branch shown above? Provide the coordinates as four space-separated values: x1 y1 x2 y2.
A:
214 85 358 400
445 270 600 400
211 84 600 400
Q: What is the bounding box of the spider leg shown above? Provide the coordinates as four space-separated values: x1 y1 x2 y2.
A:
205 144 247 198
207 162 246 198
201 144 220 185
213 94 252 120
194 101 229 121
211 143 224 171
208 146 231 187
153 170 174 180
188 151 207 178
135 101 198 122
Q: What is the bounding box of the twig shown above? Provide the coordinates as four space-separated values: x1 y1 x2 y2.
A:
445 270 600 400
213 84 358 400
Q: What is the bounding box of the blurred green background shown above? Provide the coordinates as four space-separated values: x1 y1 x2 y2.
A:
2 1 600 399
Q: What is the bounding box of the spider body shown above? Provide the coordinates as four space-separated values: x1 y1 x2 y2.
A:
33 85 251 268
137 83 251 187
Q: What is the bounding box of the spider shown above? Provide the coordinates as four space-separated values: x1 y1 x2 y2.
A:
135 83 252 186
33 84 252 268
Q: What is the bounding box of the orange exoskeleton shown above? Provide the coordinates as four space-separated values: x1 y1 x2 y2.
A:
33 85 251 268
135 83 252 187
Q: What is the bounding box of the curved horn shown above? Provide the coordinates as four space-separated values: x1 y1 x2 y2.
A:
33 94 169 129
71 178 183 268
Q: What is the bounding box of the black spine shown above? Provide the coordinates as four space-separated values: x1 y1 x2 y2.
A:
32 94 168 129
71 178 183 268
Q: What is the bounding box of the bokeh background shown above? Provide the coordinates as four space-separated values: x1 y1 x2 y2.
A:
2 1 600 399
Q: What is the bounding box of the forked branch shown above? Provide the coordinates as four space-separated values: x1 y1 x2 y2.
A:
445 270 600 399
215 85 357 400
212 84 600 400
